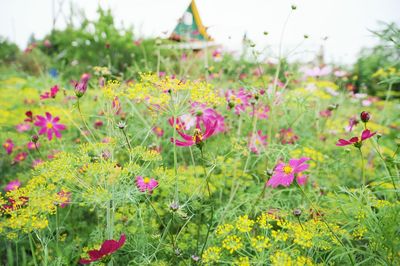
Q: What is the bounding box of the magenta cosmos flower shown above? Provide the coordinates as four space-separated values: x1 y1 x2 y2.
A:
170 117 217 147
226 88 252 115
266 157 310 188
249 130 267 154
34 112 66 140
40 85 59 100
73 73 90 98
13 152 28 163
136 176 158 193
3 139 14 154
5 180 21 192
336 129 376 147
79 234 126 264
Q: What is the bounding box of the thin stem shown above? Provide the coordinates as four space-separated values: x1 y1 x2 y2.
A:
358 148 365 186
121 128 132 150
28 233 38 266
296 183 355 265
76 99 95 140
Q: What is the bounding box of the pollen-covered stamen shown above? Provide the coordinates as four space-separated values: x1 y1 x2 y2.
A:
283 165 293 174
192 128 203 144
46 122 53 129
143 177 150 184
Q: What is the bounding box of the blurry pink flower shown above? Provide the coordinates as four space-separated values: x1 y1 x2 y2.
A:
112 96 122 114
136 176 158 193
34 112 66 140
14 152 27 163
73 73 90 97
296 172 308 186
226 88 252 115
304 66 331 77
334 70 347 77
3 139 14 154
251 105 270 120
16 123 31 132
212 49 222 61
47 150 60 160
152 127 164 137
94 120 104 129
179 114 196 130
171 118 217 147
32 159 44 168
336 129 376 147
319 109 332 118
40 85 59 100
5 180 21 191
27 141 38 150
158 71 166 78
102 137 112 143
345 116 359 132
43 39 52 48
266 157 310 188
248 130 267 154
279 128 299 145
57 191 71 208
181 53 187 61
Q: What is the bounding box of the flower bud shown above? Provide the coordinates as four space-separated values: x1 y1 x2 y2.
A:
360 111 370 123
117 121 126 129
31 135 39 143
293 209 302 217
291 5 297 10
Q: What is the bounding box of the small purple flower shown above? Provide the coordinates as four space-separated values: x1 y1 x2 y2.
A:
5 180 21 192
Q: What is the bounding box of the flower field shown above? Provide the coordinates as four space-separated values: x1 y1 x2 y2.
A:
1 6 400 266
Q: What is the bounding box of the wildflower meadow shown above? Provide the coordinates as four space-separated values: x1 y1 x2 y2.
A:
1 2 400 266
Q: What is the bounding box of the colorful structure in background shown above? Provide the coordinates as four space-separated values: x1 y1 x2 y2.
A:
169 0 213 42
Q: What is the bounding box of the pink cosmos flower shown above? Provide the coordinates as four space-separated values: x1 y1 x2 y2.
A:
345 116 359 132
266 157 311 188
14 152 27 163
212 49 222 61
226 88 252 115
16 123 31 133
27 141 38 150
34 112 66 140
170 118 217 147
3 139 14 154
40 85 59 100
251 105 270 120
191 102 226 133
152 127 164 137
5 180 21 192
32 159 44 168
304 66 331 78
73 73 90 97
79 234 126 264
136 176 158 193
279 128 299 145
336 129 376 147
57 191 71 208
112 96 122 114
248 130 267 154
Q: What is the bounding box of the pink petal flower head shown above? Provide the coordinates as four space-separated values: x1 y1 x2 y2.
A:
27 141 38 150
279 128 299 145
112 96 122 114
248 130 267 154
32 159 44 169
319 109 332 118
345 116 359 132
170 117 218 148
225 88 252 115
336 129 376 148
136 176 158 193
191 102 226 133
266 157 310 188
57 190 71 208
16 123 31 133
5 180 21 192
13 152 28 163
152 126 164 137
3 139 14 154
74 73 91 98
251 105 270 120
34 112 66 140
79 234 126 264
304 66 332 78
40 85 59 100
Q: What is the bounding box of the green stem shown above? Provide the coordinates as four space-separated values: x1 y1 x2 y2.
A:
28 233 38 266
358 148 365 186
121 128 132 150
296 183 355 266
77 99 95 140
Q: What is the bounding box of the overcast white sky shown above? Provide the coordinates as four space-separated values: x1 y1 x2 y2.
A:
0 0 399 64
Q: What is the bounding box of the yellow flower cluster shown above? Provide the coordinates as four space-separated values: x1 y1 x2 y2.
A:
202 246 221 264
222 235 243 253
236 215 255 232
270 251 315 266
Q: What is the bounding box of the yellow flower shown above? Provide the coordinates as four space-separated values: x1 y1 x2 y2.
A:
251 235 271 251
202 246 221 264
235 257 250 266
236 215 254 233
216 223 234 237
222 235 243 253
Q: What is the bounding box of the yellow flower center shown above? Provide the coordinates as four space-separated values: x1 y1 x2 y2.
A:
283 165 293 174
46 122 53 129
4 143 9 148
143 177 150 184
192 129 203 143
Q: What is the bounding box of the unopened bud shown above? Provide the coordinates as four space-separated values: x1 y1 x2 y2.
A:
360 111 370 123
31 135 39 143
293 209 302 217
